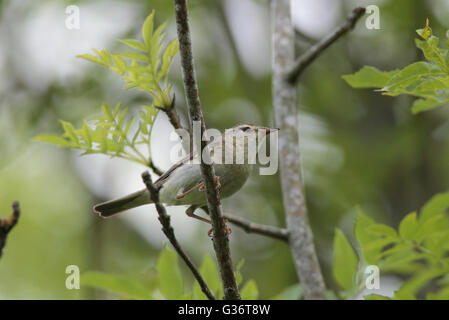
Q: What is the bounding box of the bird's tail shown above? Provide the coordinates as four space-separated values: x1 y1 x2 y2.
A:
93 188 151 218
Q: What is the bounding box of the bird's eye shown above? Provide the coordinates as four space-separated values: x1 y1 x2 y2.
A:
241 126 250 132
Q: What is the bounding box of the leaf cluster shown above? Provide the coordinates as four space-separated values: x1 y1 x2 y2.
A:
78 10 178 108
34 103 158 166
343 19 449 113
82 246 261 300
333 191 449 299
34 11 178 168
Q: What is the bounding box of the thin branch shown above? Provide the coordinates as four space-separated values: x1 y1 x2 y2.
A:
286 7 366 84
148 160 163 176
141 171 215 300
150 97 183 176
294 28 317 47
224 214 289 242
174 0 240 300
0 201 20 259
200 205 289 242
164 95 183 131
272 0 327 299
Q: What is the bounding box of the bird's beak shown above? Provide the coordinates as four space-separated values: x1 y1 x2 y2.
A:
261 127 280 135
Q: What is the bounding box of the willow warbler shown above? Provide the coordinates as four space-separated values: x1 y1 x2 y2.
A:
93 124 278 225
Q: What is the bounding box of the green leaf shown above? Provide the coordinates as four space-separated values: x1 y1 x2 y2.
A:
81 271 152 299
382 62 443 94
420 191 449 222
399 212 417 240
111 55 127 74
156 247 184 299
423 231 449 256
416 18 432 40
270 284 303 300
159 39 179 79
415 214 448 243
411 98 442 114
33 134 72 147
381 250 427 273
193 255 222 300
354 209 380 264
77 53 105 66
118 51 150 62
124 117 134 137
234 258 245 287
342 66 398 88
93 49 111 66
364 294 391 300
240 279 259 300
394 268 449 299
102 103 114 121
365 224 398 238
142 11 155 48
117 107 128 129
82 121 92 147
118 39 147 52
427 286 449 300
60 120 79 146
149 21 167 71
415 37 448 71
333 229 359 292
363 237 397 251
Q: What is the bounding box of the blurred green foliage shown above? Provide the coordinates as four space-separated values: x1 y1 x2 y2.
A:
82 247 264 300
333 191 449 299
344 20 449 113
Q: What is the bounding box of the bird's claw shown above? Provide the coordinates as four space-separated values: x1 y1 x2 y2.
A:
199 176 220 192
207 218 231 237
215 176 221 189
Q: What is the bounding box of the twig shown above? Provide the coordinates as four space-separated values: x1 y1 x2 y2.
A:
286 7 366 83
224 214 289 242
174 0 240 300
148 160 163 176
0 201 20 259
164 95 183 131
272 0 327 299
294 28 317 47
141 171 215 300
200 205 289 242
151 97 183 176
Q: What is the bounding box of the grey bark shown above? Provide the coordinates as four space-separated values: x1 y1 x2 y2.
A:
271 0 327 300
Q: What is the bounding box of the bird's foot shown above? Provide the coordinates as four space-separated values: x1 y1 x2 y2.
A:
207 218 231 237
198 176 220 192
215 176 221 189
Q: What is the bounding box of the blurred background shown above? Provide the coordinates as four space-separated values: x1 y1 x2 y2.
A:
1 0 449 299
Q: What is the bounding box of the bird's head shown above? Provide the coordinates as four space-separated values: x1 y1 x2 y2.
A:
220 123 279 163
225 123 279 139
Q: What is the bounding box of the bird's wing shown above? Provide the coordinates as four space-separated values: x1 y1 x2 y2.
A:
154 138 223 187
154 152 195 186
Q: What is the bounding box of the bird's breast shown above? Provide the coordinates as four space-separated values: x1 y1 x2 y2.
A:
159 163 251 206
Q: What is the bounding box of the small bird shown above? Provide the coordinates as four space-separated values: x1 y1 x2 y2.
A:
93 124 278 231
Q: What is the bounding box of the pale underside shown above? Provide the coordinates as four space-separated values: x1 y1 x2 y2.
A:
156 139 251 206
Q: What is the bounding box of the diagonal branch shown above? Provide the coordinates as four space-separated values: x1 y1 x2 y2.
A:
272 0 327 299
224 214 289 242
149 161 164 176
286 7 366 84
0 201 20 259
174 0 240 300
141 171 215 300
200 205 289 242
